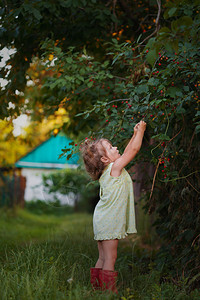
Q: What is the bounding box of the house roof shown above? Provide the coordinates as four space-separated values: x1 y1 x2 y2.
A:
15 133 79 169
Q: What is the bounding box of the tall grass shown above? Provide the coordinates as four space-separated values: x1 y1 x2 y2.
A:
0 207 199 299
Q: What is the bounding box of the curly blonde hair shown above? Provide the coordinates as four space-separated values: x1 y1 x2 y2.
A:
80 138 110 180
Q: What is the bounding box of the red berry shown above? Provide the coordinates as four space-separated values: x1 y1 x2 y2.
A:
132 48 135 51
106 120 109 122
85 137 88 140
112 104 115 107
158 63 161 66
156 71 159 74
146 50 149 53
75 144 77 146
115 105 118 108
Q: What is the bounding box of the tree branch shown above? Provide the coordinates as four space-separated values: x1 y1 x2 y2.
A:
138 0 162 46
148 127 183 213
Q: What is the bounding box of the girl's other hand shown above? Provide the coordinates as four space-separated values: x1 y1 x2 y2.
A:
134 122 140 134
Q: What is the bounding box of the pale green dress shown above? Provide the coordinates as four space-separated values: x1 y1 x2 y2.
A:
93 162 137 240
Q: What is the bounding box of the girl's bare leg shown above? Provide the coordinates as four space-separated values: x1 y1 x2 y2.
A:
101 239 118 271
94 241 104 268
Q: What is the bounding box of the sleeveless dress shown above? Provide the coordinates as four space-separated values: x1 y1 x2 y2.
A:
93 162 137 240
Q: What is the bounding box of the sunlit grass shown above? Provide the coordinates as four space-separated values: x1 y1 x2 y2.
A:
0 207 199 299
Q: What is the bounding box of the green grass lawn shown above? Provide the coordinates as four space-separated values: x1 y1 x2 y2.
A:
0 207 199 300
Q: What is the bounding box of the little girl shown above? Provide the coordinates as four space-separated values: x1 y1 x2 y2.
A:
81 120 146 294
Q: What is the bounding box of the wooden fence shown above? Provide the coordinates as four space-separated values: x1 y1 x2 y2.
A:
0 170 26 208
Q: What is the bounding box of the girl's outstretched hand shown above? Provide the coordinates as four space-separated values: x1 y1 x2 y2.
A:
138 120 146 132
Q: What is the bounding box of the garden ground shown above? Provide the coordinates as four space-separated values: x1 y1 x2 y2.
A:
0 207 199 300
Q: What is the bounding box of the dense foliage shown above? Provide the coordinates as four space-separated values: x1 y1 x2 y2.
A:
0 0 159 121
1 0 199 291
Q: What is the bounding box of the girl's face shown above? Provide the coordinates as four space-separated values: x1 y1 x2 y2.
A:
101 140 121 164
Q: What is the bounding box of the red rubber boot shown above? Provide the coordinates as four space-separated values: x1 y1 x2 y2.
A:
90 267 102 290
99 269 118 294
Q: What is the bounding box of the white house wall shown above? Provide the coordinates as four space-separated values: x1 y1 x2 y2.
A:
21 168 77 206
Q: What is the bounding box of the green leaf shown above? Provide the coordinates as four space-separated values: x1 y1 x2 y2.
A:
146 37 156 49
171 20 178 33
66 57 73 64
179 16 193 27
31 7 42 20
80 68 86 75
75 112 85 117
112 53 123 65
58 153 65 159
151 133 170 141
168 7 177 17
183 86 189 92
159 27 171 34
84 112 90 119
61 148 71 153
171 40 179 52
136 85 149 94
67 154 72 160
146 49 157 67
159 134 170 141
148 78 155 86
148 77 159 86
87 81 93 88
195 125 200 134
166 87 181 98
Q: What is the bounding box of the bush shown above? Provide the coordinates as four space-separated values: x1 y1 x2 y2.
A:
25 199 74 216
42 168 99 213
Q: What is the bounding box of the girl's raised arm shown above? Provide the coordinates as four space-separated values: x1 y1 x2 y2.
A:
111 121 146 177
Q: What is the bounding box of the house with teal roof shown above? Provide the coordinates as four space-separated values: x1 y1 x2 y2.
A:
15 133 79 203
